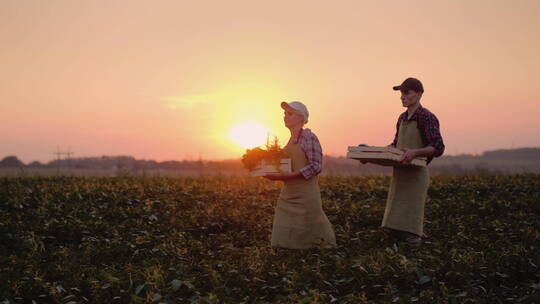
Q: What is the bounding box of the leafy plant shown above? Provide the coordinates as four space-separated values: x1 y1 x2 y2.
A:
0 174 539 303
241 136 287 171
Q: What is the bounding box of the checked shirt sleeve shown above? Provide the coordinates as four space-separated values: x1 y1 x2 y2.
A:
418 111 445 163
299 130 323 180
390 115 403 147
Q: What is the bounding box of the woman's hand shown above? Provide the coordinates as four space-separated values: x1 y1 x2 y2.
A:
263 173 284 181
263 172 301 181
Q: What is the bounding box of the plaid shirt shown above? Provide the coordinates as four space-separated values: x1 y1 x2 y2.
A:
390 105 445 164
290 128 323 179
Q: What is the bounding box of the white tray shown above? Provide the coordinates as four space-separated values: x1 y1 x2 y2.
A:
250 158 292 176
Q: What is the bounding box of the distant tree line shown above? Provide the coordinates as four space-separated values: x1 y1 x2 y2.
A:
1 147 539 174
0 155 243 172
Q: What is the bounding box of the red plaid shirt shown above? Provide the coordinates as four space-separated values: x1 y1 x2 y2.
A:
290 128 323 179
390 105 445 164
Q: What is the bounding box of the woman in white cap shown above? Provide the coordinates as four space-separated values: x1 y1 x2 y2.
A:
263 101 336 249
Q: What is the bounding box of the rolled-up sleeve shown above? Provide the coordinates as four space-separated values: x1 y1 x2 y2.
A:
419 112 445 162
299 131 323 180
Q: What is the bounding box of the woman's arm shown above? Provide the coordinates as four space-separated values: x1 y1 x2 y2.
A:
298 131 323 179
262 130 323 181
263 172 302 181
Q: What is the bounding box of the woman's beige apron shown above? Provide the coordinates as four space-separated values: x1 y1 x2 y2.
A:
271 142 336 249
382 120 430 236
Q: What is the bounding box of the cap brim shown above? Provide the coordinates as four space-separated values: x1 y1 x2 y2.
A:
392 85 402 91
280 101 291 110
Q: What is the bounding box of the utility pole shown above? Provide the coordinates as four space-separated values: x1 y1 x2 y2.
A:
53 145 62 175
66 146 74 175
52 146 75 176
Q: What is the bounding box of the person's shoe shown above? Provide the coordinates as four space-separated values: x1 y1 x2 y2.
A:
382 228 422 247
405 234 422 247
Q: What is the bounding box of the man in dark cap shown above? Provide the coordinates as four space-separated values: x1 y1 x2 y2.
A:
382 77 445 246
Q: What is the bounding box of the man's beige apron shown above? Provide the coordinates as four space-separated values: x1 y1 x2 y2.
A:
271 142 336 249
382 120 430 236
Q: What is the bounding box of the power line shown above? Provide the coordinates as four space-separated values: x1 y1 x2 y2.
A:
52 145 75 174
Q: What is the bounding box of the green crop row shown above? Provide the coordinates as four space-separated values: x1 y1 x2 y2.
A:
0 175 539 303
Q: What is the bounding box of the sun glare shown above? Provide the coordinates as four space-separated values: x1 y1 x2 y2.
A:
229 123 268 149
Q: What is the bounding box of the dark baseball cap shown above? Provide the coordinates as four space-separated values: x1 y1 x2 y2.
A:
393 77 424 93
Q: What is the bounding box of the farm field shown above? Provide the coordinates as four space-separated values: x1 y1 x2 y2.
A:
1 175 539 303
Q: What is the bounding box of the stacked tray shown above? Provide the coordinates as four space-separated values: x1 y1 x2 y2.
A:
346 146 427 167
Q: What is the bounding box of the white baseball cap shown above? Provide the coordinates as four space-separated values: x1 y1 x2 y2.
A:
280 101 309 124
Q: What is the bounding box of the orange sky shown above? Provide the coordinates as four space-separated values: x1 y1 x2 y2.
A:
1 0 539 163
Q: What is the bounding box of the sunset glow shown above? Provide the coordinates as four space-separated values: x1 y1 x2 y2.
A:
0 1 539 162
228 123 269 149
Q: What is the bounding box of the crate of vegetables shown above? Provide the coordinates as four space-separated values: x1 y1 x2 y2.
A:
242 137 292 176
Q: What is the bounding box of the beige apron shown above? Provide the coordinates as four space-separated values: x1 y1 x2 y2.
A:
381 120 430 236
271 142 336 249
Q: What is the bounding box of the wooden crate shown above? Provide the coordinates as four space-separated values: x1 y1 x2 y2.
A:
250 159 292 177
346 146 427 167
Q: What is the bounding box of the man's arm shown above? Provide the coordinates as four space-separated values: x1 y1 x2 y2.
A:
399 146 435 163
389 116 401 147
401 111 444 164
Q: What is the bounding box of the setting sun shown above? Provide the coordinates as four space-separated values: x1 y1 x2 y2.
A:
229 123 269 149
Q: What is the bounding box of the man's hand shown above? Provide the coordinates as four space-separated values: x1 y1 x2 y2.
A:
399 148 418 164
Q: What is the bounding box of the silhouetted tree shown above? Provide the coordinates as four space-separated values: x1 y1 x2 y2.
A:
0 156 25 168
